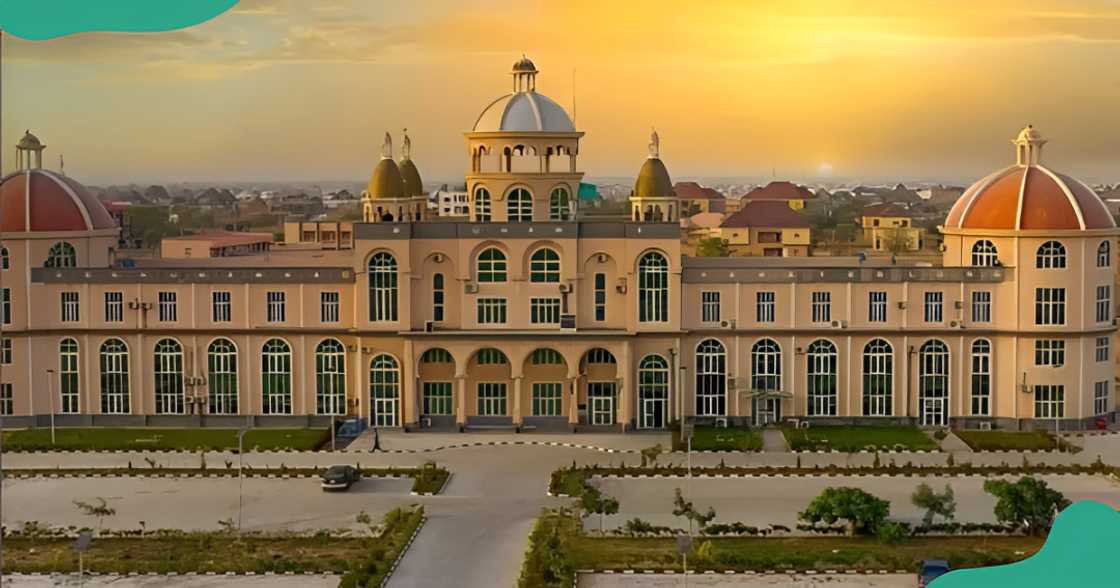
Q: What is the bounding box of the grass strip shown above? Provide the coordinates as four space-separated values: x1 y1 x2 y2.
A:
782 426 938 452
954 430 1058 452
1 428 330 452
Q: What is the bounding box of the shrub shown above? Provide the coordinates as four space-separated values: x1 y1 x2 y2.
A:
876 521 908 545
798 487 890 537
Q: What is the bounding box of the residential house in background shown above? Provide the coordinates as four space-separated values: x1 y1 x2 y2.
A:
740 181 816 210
718 200 811 257
674 181 726 215
861 202 925 252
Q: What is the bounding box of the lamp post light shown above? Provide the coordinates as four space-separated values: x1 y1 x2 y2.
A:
46 368 56 445
237 424 250 533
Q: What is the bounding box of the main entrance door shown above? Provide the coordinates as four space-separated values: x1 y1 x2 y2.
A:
588 382 616 426
753 397 781 426
920 398 947 427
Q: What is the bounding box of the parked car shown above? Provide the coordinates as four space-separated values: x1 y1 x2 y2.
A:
918 560 950 587
320 465 361 491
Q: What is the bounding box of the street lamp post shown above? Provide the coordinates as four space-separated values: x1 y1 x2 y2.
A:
237 424 250 533
46 368 56 445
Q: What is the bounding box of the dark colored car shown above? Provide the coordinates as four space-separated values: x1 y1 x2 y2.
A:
918 560 950 587
320 465 361 491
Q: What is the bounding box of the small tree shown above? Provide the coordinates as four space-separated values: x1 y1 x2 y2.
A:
640 444 663 468
74 498 116 535
580 486 619 534
672 487 716 535
983 476 1070 536
696 237 730 257
911 483 957 526
798 487 890 536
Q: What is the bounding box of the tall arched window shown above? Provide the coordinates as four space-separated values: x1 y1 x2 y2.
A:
751 339 782 392
970 339 991 416
970 240 998 267
1098 241 1111 268
154 338 185 414
370 354 400 427
207 338 238 415
0 247 8 270
638 355 669 429
45 242 77 268
99 338 130 414
261 339 292 415
862 339 892 416
529 248 560 283
507 188 533 222
807 339 838 416
919 340 949 426
1036 241 1066 269
368 252 398 322
315 339 346 415
474 187 491 222
477 248 507 282
695 339 726 416
638 251 669 323
549 187 571 221
59 338 80 413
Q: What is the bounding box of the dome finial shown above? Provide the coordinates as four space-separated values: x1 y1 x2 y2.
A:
401 128 411 161
648 127 660 159
381 132 393 160
1013 124 1046 165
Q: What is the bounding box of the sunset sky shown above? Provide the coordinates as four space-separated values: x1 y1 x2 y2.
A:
2 0 1120 185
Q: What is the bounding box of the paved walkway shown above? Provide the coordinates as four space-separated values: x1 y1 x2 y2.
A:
938 430 973 453
761 429 789 452
1 574 337 587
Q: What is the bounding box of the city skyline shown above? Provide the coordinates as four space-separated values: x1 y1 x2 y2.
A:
3 0 1120 185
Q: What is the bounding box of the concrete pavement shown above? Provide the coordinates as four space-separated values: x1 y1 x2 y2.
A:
579 573 914 587
1 574 338 587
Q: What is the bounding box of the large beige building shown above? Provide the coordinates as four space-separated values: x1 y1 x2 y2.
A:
0 68 1115 432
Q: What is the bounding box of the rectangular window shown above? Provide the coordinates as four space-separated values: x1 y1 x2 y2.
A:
158 291 177 322
530 297 560 325
971 291 992 323
701 291 721 323
811 291 831 323
1034 339 1065 367
212 291 232 323
1096 336 1111 362
756 291 775 323
868 291 887 323
61 291 80 322
422 381 453 416
532 382 563 416
477 298 507 324
432 273 445 322
0 288 9 325
1096 285 1111 323
1034 384 1064 418
1094 381 1110 416
923 291 943 323
1034 287 1066 326
321 291 340 323
593 273 606 321
0 337 10 364
0 383 11 416
266 291 285 323
477 382 507 416
104 291 123 323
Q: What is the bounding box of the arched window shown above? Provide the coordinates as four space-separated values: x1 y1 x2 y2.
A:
695 339 726 416
970 339 991 416
315 339 346 415
638 252 669 323
585 347 617 365
638 355 669 429
45 242 77 268
370 354 400 427
970 240 998 267
531 348 564 365
207 338 238 415
919 340 949 426
807 340 838 416
751 339 782 393
507 188 533 222
1098 241 1111 268
261 339 292 415
1036 241 1066 269
474 187 491 222
549 187 571 221
529 248 560 283
476 347 508 365
99 338 130 414
59 338 80 414
862 339 892 416
0 247 8 271
368 252 398 322
477 248 507 282
154 338 184 414
421 348 454 363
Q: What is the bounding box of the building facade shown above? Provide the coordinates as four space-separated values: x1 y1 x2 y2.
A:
0 72 1116 432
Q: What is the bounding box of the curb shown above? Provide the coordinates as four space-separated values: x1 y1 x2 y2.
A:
380 515 427 588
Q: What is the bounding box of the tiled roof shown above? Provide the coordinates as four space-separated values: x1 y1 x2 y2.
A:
741 181 815 201
674 181 723 200
861 202 910 217
720 200 810 229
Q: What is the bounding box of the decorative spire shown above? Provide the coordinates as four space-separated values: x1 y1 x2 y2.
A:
648 127 660 159
381 132 393 160
401 128 411 161
1013 124 1046 165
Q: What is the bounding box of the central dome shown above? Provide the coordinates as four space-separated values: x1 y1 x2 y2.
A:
473 58 575 133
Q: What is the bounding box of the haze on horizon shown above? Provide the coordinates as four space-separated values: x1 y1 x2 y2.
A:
2 0 1120 186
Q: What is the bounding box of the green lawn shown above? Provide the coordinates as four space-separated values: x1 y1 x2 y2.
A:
781 425 937 452
1 428 330 452
955 430 1057 452
689 426 763 451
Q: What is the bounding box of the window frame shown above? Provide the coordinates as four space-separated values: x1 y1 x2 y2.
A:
212 290 232 323
1034 287 1066 326
476 248 508 283
506 187 533 222
638 252 669 323
266 290 286 323
862 339 892 416
1035 241 1066 269
320 291 341 324
476 297 508 324
923 291 943 323
158 291 177 323
529 248 561 283
970 240 999 267
700 291 721 324
810 291 831 324
61 291 80 323
868 291 887 323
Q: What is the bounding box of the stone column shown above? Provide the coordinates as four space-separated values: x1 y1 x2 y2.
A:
568 376 579 426
513 376 523 426
402 339 416 427
456 375 468 428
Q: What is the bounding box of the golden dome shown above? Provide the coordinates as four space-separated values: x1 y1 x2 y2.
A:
399 158 423 198
367 158 406 200
632 157 674 199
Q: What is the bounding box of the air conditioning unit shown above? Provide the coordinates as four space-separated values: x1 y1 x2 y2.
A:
719 320 730 328
897 301 907 309
978 421 993 431
830 320 840 327
615 278 627 294
464 282 479 294
714 417 728 428
830 320 847 329
558 283 572 293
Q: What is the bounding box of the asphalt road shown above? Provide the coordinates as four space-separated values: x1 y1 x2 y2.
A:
578 573 914 587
